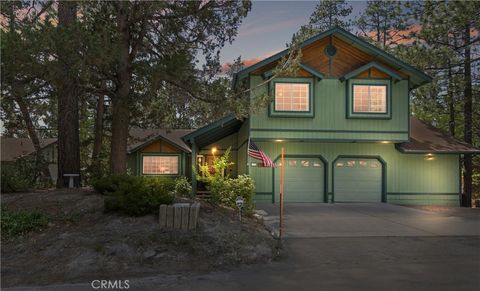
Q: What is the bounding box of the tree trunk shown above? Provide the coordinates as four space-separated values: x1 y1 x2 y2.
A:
91 93 105 176
14 91 51 179
462 24 473 207
447 62 455 137
109 2 132 174
57 1 81 188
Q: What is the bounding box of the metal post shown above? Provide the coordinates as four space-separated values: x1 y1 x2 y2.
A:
191 140 197 196
280 144 285 238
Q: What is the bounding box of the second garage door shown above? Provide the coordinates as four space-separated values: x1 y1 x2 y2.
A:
274 157 325 202
334 158 383 202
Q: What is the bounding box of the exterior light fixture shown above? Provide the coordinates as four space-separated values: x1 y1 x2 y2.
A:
211 147 217 155
275 139 284 142
425 153 435 161
379 141 391 144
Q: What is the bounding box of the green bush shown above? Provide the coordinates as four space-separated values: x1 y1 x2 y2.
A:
1 207 50 239
210 175 255 214
196 148 256 213
174 176 193 198
99 175 175 216
1 168 31 193
1 156 52 193
92 174 137 195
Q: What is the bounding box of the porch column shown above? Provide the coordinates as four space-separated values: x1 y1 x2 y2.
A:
190 139 197 196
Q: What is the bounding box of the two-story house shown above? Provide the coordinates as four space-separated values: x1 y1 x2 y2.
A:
179 27 478 206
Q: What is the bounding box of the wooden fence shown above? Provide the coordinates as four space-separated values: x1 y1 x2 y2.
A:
159 203 200 230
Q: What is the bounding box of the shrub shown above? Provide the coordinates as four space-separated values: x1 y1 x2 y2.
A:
210 175 255 214
1 156 52 193
196 149 256 213
1 207 50 239
174 176 193 198
92 174 137 195
100 175 175 216
1 167 31 193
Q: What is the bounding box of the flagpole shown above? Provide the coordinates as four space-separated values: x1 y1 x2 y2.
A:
280 143 284 239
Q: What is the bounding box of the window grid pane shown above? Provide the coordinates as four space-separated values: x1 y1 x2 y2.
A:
353 85 387 113
275 83 309 112
142 156 179 175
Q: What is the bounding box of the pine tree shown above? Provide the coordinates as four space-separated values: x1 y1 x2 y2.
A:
296 0 352 42
355 0 409 49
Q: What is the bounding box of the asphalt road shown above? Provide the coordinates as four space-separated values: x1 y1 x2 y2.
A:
6 203 480 291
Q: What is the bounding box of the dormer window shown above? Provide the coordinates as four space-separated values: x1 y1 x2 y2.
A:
269 78 314 118
275 83 310 112
353 85 387 113
347 79 391 119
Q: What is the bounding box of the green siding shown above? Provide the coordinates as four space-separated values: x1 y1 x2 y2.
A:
237 121 249 175
249 76 409 141
250 142 460 206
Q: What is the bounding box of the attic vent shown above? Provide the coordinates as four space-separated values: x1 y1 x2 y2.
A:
325 44 337 57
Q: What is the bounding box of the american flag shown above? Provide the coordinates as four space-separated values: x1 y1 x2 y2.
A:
248 140 275 167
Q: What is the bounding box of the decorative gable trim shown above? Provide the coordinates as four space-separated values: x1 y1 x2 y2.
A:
299 63 324 80
234 27 431 89
340 62 403 82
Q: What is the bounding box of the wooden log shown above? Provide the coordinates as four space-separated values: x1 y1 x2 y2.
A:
173 204 182 229
159 204 167 228
181 204 190 230
188 203 200 230
166 205 174 229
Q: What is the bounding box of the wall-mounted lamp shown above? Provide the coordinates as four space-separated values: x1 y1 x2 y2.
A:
424 153 435 161
211 147 217 155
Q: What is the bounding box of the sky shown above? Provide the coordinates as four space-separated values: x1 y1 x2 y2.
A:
219 0 367 67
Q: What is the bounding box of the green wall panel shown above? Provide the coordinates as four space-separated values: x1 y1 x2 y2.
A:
249 76 409 141
248 141 460 206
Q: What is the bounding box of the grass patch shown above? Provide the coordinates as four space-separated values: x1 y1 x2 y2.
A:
1 207 50 239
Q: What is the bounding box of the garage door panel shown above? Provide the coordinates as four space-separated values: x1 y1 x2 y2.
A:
334 158 382 202
274 157 324 202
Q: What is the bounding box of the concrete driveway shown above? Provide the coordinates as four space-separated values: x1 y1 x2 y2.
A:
7 203 480 291
257 203 480 237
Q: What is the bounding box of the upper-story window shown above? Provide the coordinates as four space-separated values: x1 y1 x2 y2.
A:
347 79 391 119
353 85 387 113
270 78 314 118
275 83 310 112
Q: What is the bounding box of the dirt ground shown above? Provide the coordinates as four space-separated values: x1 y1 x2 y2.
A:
1 189 280 288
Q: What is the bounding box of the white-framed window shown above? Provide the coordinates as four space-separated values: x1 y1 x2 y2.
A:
353 85 387 113
142 155 179 175
274 83 310 112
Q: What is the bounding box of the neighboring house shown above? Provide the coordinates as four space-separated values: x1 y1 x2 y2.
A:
182 27 480 206
1 137 58 182
127 128 193 177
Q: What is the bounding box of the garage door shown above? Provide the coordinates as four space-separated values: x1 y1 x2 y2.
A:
274 157 325 202
334 158 382 202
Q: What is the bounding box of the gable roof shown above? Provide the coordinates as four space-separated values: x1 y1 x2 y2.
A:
234 26 431 89
340 61 403 81
1 137 57 162
397 117 480 154
127 128 193 154
182 114 244 148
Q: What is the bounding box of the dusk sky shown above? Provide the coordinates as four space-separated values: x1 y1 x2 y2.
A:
219 1 367 66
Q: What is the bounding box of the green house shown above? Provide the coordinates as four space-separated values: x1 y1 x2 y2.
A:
136 27 480 206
